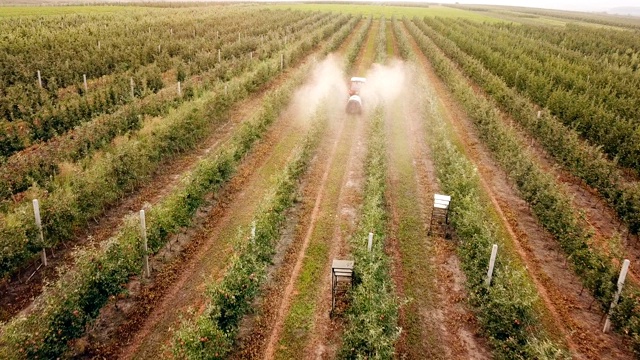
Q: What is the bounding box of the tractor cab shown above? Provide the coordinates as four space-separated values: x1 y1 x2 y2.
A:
346 77 366 114
348 77 366 96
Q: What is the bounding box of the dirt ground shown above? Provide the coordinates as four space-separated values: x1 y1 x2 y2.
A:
5 17 639 360
0 46 315 325
402 21 634 359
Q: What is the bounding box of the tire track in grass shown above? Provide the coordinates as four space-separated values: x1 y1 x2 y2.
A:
263 109 361 360
384 26 490 359
255 18 371 360
300 19 379 360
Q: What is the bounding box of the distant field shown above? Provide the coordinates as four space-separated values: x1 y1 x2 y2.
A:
261 4 503 22
0 5 130 17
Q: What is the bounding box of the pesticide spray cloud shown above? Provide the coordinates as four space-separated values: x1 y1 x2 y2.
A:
359 60 409 113
290 54 349 120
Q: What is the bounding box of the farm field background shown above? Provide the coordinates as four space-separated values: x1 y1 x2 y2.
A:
1 2 640 359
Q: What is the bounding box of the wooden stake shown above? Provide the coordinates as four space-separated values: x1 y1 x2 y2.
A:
367 232 373 252
37 70 42 88
177 81 181 96
218 49 221 63
83 74 88 92
33 199 47 266
140 210 150 278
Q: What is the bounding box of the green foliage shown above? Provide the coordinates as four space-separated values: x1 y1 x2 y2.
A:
339 108 401 359
375 16 387 64
411 18 640 236
172 106 327 360
396 18 568 358
0 10 334 160
0 13 351 283
420 17 640 172
0 16 352 359
404 16 640 356
345 16 372 72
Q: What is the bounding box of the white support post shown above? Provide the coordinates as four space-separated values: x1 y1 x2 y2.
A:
37 70 42 88
158 44 161 53
33 199 47 266
83 74 88 92
367 232 373 252
537 110 541 119
250 52 253 60
170 28 173 35
251 221 256 243
177 81 181 96
218 49 221 63
216 30 219 40
97 40 101 50
485 244 498 286
139 210 150 278
604 259 630 333
130 78 135 98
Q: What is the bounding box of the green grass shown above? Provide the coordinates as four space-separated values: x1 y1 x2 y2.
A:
275 121 354 359
385 102 442 358
0 5 131 17
262 4 503 22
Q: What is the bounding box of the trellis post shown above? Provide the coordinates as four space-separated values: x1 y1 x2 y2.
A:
485 244 498 286
604 259 630 333
139 210 150 278
33 199 47 266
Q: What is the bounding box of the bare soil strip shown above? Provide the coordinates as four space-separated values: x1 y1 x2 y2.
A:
298 20 380 360
403 22 634 359
384 71 492 359
54 46 332 358
383 25 490 360
114 106 310 359
229 107 344 360
0 53 312 324
261 110 364 360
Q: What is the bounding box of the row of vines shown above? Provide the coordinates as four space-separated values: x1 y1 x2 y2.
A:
0 12 350 281
395 18 569 358
0 10 333 201
420 17 640 172
0 14 359 359
411 18 640 236
0 9 326 159
404 15 640 355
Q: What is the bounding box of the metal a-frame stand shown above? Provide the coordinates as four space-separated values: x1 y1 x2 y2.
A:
428 194 451 237
331 259 354 317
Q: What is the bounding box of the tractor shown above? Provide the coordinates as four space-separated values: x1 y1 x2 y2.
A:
346 77 366 114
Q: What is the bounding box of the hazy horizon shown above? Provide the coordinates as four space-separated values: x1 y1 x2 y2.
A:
1 0 640 15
